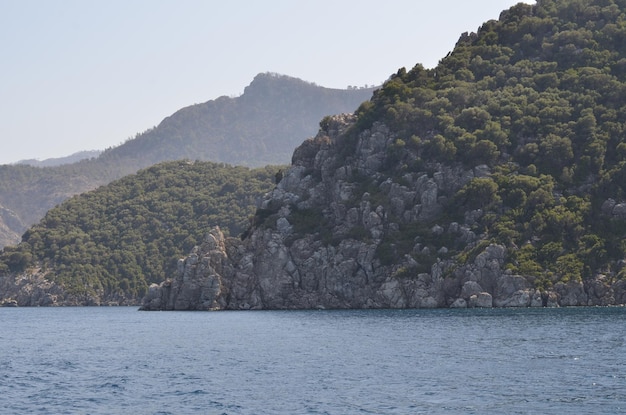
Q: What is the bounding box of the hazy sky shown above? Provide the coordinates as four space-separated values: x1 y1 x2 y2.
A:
0 0 533 165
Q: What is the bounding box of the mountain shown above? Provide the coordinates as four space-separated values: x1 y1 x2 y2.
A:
15 150 102 167
0 161 278 305
141 0 626 310
0 74 374 248
6 0 626 308
103 73 375 167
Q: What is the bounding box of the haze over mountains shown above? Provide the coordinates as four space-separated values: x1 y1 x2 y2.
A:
0 73 374 248
15 151 102 168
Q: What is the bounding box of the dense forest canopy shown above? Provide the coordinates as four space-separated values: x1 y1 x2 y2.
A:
342 0 626 286
0 161 280 300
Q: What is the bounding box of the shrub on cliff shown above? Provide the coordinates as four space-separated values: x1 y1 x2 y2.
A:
337 0 626 285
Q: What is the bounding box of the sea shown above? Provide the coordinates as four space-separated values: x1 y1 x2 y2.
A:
0 306 624 415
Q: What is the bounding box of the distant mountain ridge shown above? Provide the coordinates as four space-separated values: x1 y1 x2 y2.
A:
0 73 375 248
15 150 102 168
104 73 375 167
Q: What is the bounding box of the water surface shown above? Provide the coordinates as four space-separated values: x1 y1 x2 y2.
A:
1 307 624 414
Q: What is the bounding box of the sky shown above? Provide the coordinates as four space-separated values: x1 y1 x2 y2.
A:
0 0 534 165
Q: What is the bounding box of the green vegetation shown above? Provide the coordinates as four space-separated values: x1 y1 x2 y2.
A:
0 73 373 249
0 161 279 300
346 0 626 285
8 0 626 302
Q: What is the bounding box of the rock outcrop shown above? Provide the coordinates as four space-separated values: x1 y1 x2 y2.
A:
142 228 229 311
141 115 626 310
0 205 23 248
0 268 128 307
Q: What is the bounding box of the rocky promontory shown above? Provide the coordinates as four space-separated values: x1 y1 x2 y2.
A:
141 115 626 310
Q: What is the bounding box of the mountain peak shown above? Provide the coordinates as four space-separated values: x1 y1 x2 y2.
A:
242 72 320 98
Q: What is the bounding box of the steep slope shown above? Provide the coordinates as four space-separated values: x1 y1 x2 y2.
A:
143 0 626 310
104 73 375 167
0 74 374 249
0 164 97 247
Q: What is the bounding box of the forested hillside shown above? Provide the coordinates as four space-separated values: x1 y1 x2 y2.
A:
348 0 626 285
140 0 626 310
0 161 279 304
0 73 373 248
6 0 626 308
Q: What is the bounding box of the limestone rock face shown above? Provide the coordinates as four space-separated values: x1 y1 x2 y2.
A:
0 271 60 306
469 292 493 308
554 281 588 307
602 198 626 219
141 115 626 311
141 228 230 311
0 268 125 307
494 275 532 307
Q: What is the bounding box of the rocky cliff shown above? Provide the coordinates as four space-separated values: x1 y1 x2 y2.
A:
0 268 131 307
141 115 626 310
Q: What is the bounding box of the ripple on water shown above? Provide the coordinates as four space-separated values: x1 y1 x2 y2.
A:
0 307 625 414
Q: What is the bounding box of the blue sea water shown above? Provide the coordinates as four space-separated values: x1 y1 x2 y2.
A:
0 307 624 414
